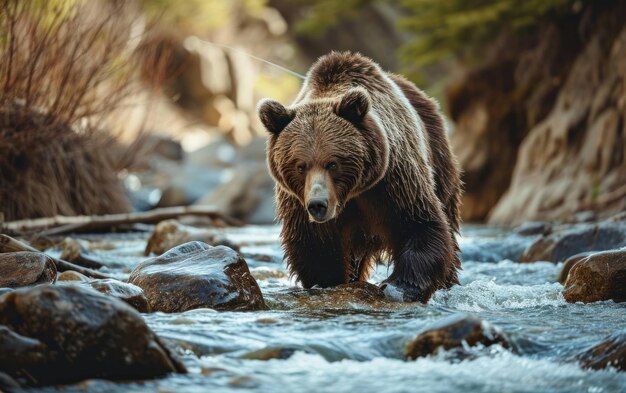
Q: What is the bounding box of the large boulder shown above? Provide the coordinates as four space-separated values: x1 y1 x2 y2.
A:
406 314 509 360
0 285 185 386
0 252 56 288
577 329 626 371
563 249 626 303
521 222 626 262
129 241 266 312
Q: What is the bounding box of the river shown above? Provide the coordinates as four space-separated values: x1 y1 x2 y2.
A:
29 225 626 393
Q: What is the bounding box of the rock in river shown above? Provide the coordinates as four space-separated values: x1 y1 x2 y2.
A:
577 329 626 371
57 278 151 313
563 249 626 303
129 241 266 312
406 314 509 360
521 221 626 262
145 219 239 255
86 279 150 313
265 281 388 311
0 252 56 288
0 285 185 386
557 251 595 284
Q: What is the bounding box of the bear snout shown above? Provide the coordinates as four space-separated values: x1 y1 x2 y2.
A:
307 198 328 221
304 169 338 223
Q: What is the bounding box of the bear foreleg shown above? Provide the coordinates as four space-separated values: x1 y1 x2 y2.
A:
383 219 458 302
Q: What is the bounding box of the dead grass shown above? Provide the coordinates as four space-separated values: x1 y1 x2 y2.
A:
0 0 166 221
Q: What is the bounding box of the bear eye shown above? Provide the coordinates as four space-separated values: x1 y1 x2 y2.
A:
297 164 307 174
326 162 338 171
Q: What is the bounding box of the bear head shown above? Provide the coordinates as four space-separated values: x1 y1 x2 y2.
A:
258 88 389 223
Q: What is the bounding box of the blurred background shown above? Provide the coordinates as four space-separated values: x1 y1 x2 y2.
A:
1 0 625 226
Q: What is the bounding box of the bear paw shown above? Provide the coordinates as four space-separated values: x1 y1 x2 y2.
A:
380 280 423 303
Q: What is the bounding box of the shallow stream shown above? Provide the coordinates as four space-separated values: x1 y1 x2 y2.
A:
30 225 626 393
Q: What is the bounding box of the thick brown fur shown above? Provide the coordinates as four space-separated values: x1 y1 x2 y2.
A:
258 51 462 302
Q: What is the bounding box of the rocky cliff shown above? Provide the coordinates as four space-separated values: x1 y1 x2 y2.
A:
449 1 626 224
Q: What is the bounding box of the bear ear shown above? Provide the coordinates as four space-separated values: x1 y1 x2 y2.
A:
334 88 370 123
258 99 294 135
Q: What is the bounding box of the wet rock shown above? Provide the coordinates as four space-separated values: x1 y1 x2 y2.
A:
130 241 266 312
514 221 552 236
145 219 239 256
59 238 103 269
59 237 83 260
577 329 626 371
266 282 389 311
86 279 150 313
521 222 626 262
241 347 298 360
558 252 595 284
0 252 56 288
563 249 626 303
406 314 509 360
0 285 185 386
0 325 48 373
57 270 89 282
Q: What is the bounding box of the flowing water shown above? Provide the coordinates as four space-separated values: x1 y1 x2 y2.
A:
30 225 626 393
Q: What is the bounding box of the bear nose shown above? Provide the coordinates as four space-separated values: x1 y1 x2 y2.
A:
307 198 328 221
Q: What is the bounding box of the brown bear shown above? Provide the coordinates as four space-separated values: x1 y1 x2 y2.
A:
258 51 462 302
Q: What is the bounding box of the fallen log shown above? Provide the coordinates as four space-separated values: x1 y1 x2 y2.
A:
1 206 242 236
0 234 113 279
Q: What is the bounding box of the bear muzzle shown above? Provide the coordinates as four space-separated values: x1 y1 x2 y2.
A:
305 170 338 223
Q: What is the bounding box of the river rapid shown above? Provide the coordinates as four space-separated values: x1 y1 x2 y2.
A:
29 225 626 393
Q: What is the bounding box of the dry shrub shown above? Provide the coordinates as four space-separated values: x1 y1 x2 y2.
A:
0 0 162 221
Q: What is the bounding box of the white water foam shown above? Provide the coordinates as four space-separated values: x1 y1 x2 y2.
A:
430 278 566 312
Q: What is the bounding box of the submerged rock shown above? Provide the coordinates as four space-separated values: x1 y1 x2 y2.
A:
145 219 239 255
577 329 626 371
130 241 266 312
563 249 626 303
0 252 56 288
240 347 299 360
514 221 552 236
266 282 388 311
521 222 626 262
0 285 185 386
406 314 509 360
